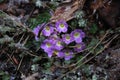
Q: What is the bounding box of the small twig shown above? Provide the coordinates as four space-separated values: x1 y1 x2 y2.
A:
25 50 49 59
54 46 93 69
6 53 15 65
75 30 110 66
26 51 39 57
25 6 35 22
17 56 24 71
55 33 119 80
19 33 25 43
22 35 30 46
6 51 14 63
12 56 19 64
104 34 119 48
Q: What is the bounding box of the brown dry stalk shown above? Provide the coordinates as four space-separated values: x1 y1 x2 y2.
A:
55 30 119 80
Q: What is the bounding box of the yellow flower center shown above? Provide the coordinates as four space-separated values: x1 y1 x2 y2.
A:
74 32 80 38
65 51 70 56
76 44 81 49
66 35 70 40
57 41 61 46
46 43 51 47
54 50 58 55
46 26 50 31
60 24 64 28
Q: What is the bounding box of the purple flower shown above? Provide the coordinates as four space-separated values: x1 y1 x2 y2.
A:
55 20 68 33
52 50 64 58
46 49 53 58
71 29 85 43
40 39 54 53
33 23 45 41
49 32 59 40
63 50 74 60
74 42 85 52
54 39 64 50
33 25 40 41
62 34 74 44
42 25 54 36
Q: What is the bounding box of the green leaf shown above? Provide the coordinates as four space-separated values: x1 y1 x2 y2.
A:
32 57 41 63
92 74 98 80
29 11 51 29
87 38 99 48
0 0 4 3
90 24 98 34
94 45 104 54
0 71 10 80
78 19 87 27
31 64 39 72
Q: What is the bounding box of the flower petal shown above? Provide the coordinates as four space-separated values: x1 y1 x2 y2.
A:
55 20 68 33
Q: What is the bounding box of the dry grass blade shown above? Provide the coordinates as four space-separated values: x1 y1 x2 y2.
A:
56 30 119 80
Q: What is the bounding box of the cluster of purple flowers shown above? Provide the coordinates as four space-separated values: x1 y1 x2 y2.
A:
33 20 85 60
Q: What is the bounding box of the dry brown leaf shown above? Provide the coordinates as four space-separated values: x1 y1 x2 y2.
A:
0 3 8 11
50 0 86 22
91 0 120 27
90 0 104 11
